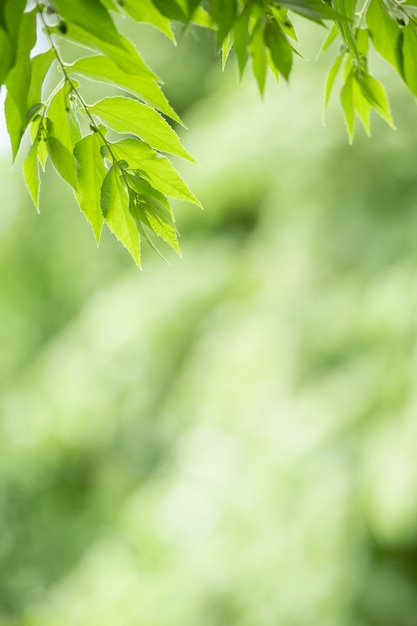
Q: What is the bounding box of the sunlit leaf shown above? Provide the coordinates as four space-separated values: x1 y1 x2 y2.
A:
90 96 194 161
74 133 106 241
100 164 141 265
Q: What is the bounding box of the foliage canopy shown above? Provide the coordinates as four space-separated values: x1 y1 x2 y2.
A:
1 0 417 264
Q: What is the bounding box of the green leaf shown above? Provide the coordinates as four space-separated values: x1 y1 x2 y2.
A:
121 0 175 41
264 19 293 80
90 96 194 161
46 136 78 190
319 24 339 54
100 164 141 266
2 0 26 48
352 76 371 135
212 0 237 46
324 52 344 111
30 116 49 171
74 133 106 241
273 0 344 22
332 0 360 61
126 173 180 253
402 23 417 96
51 21 160 80
0 26 13 85
26 49 56 111
233 4 251 77
52 0 125 48
68 55 181 124
340 70 355 142
152 0 187 21
23 141 40 211
367 0 403 75
4 8 37 159
109 138 201 205
47 83 81 152
250 18 267 95
186 0 202 19
355 72 394 127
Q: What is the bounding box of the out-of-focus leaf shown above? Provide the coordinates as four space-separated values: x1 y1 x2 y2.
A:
402 23 417 96
340 69 355 142
264 19 293 80
250 18 267 95
121 0 175 41
367 0 403 75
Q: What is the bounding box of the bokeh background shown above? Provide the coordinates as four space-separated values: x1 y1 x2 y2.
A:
2 15 417 626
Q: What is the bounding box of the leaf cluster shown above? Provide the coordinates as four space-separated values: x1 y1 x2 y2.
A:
1 0 417 264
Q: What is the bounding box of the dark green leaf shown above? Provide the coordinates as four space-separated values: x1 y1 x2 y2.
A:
250 18 267 95
233 4 251 77
367 0 403 75
264 19 293 80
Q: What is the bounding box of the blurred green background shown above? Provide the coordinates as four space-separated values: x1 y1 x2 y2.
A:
2 17 417 626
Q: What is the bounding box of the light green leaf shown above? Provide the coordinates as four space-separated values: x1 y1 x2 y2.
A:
74 133 106 241
26 49 56 111
90 96 194 161
367 0 403 75
23 141 40 211
352 77 371 135
30 116 49 170
100 164 140 266
52 0 124 48
126 173 180 253
4 8 37 159
340 70 355 142
51 21 160 80
109 138 201 205
46 136 78 190
191 7 214 27
324 52 344 111
355 72 394 127
47 83 81 152
319 24 339 54
68 55 181 124
121 0 175 41
402 23 417 96
233 4 251 77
